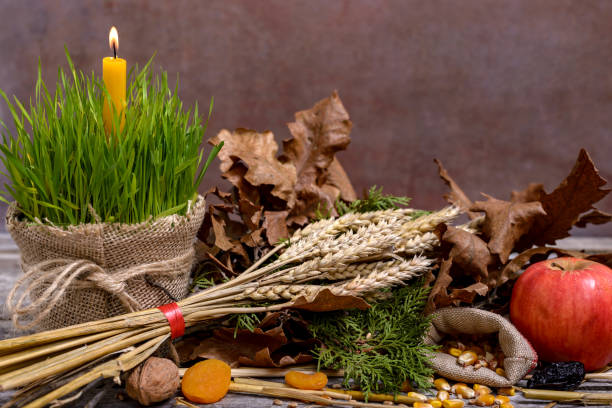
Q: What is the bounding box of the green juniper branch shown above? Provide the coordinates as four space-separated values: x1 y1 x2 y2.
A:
309 280 437 397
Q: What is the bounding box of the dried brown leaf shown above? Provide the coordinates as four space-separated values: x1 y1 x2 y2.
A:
263 210 290 245
471 194 546 263
449 282 489 304
327 157 357 202
575 209 612 228
238 347 313 368
426 258 454 313
210 129 297 207
176 311 317 368
193 327 287 368
211 213 234 251
511 183 545 203
238 198 263 231
587 253 612 268
438 225 493 280
222 163 262 205
435 158 478 219
525 149 610 245
280 91 353 219
500 247 586 284
205 186 234 204
239 228 265 248
290 288 369 312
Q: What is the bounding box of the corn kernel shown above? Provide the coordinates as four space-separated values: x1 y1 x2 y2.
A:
448 347 462 357
500 403 514 408
413 403 433 408
408 392 428 402
474 393 496 406
495 368 506 377
473 384 492 395
497 387 515 396
436 390 450 401
434 378 451 391
457 351 478 366
450 383 467 394
454 384 475 399
442 399 465 408
429 400 442 408
494 395 510 405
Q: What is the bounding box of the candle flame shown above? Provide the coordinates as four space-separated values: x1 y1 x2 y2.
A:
109 26 119 54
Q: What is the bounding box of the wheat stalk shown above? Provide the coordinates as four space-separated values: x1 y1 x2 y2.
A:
320 260 404 281
242 256 431 302
334 255 433 296
287 208 417 243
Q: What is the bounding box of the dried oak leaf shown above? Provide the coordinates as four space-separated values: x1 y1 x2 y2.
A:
575 209 612 228
238 346 313 368
210 128 297 207
500 247 587 284
193 326 287 367
181 317 315 368
426 258 454 313
263 210 290 245
471 194 546 263
449 282 489 304
240 228 265 248
524 149 611 246
327 157 358 202
290 288 369 312
210 213 234 252
239 197 263 231
280 91 355 220
437 224 493 280
511 183 545 203
434 158 478 219
222 162 262 206
587 253 612 268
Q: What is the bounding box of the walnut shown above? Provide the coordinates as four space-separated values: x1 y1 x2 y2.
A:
126 357 179 406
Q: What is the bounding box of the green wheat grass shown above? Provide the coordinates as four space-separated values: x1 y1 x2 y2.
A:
0 50 221 225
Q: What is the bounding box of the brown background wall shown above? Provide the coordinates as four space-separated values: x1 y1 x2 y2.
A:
0 0 611 235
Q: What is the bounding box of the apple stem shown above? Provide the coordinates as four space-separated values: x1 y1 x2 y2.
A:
551 262 565 271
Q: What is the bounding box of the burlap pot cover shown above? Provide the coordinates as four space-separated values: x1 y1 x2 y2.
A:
425 307 538 387
5 196 206 330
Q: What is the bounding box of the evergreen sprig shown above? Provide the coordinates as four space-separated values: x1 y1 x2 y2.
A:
0 50 221 225
336 186 412 216
309 280 437 397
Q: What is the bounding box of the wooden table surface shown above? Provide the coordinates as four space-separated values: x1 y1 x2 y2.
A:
0 234 611 407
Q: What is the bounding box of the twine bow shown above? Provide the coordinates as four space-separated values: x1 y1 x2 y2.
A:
6 249 194 330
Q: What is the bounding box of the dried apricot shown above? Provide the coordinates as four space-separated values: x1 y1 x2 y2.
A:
181 359 231 404
284 371 328 390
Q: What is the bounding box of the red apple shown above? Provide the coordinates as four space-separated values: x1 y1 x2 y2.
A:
510 257 612 371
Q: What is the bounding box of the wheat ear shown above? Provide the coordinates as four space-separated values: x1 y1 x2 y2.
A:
333 255 433 296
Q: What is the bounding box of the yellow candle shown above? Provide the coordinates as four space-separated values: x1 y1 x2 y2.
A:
102 26 126 134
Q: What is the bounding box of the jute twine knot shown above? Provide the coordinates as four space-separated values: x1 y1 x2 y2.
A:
6 249 194 330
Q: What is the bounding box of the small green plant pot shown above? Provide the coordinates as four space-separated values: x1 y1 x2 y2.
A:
5 196 206 330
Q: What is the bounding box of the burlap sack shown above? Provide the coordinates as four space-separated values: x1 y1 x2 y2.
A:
425 307 538 387
5 196 206 330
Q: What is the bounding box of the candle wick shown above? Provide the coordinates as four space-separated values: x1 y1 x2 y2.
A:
112 44 117 59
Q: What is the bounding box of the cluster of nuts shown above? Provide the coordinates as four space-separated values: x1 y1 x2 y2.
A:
442 336 506 374
406 380 516 408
